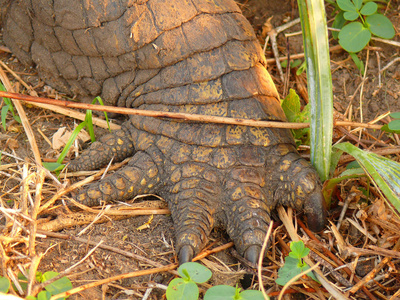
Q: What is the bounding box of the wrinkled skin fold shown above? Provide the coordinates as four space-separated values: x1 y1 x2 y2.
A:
2 0 327 264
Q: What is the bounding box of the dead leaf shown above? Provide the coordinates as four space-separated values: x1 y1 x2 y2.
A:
261 16 274 38
52 126 90 150
5 138 19 150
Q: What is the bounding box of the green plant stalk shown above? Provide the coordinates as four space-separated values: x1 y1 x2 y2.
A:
297 0 333 181
56 121 87 165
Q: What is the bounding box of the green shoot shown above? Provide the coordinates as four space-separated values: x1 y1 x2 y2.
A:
92 96 112 134
204 284 266 300
204 285 269 300
166 262 265 300
166 262 211 300
281 89 310 146
276 241 318 286
40 271 73 299
349 53 365 74
0 82 21 131
1 271 72 300
42 96 111 172
381 112 400 134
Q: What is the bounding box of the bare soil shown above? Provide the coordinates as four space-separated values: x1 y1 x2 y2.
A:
1 1 400 299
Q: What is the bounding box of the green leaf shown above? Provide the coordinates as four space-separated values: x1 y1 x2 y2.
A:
390 112 400 119
350 53 365 74
332 11 346 39
281 89 301 122
337 0 357 12
0 277 10 293
0 83 21 125
177 262 212 284
240 290 266 300
276 241 319 286
281 89 310 144
181 269 190 281
352 0 363 10
92 96 111 133
298 264 319 283
329 147 343 178
347 160 361 169
291 59 303 68
1 105 9 131
84 109 95 143
339 22 371 52
381 123 400 134
204 285 236 300
276 256 302 286
360 2 377 15
166 278 199 300
43 162 65 172
297 0 333 181
296 60 307 75
37 290 52 300
366 14 395 39
388 120 400 131
42 271 72 297
334 142 400 216
289 241 309 259
343 11 359 21
340 167 365 177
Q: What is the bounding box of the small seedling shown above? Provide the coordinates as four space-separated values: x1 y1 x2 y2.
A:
280 89 310 146
43 96 111 172
381 112 400 134
276 241 318 286
166 262 266 300
166 262 211 300
1 271 72 300
0 82 21 131
281 59 307 75
328 0 395 73
332 0 395 53
204 284 266 300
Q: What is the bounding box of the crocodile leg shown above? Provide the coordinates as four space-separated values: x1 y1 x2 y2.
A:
266 145 327 232
68 126 135 172
74 151 161 207
224 174 272 264
170 190 215 264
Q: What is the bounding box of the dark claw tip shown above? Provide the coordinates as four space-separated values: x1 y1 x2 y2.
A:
244 245 262 265
305 190 327 232
178 245 194 265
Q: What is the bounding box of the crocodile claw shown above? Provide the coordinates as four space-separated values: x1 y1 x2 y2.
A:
179 245 194 264
244 245 262 265
304 190 327 232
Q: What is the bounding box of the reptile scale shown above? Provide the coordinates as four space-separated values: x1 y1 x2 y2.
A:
2 0 327 264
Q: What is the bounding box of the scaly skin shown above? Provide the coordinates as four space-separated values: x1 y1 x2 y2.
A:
3 0 327 264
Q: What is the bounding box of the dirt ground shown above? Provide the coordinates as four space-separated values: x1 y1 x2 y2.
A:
0 1 400 299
